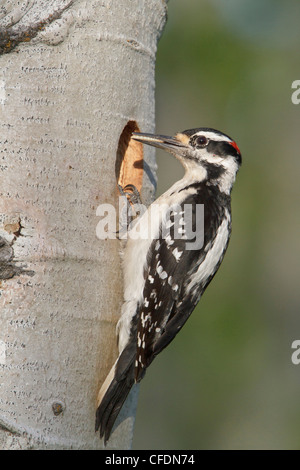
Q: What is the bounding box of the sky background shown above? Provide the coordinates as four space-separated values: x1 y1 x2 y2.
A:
132 0 300 450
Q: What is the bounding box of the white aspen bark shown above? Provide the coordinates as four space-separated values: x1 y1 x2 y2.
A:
0 0 167 450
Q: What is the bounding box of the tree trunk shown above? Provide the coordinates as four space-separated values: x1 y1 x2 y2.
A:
0 0 167 450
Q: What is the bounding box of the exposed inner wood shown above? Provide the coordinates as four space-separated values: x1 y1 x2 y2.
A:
116 121 143 198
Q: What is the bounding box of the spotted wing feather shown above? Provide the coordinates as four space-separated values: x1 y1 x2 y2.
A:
134 185 231 381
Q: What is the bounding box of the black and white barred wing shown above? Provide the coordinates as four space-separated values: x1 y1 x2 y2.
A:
134 222 205 382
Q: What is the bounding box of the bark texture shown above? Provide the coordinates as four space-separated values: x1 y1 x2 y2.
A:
0 0 167 449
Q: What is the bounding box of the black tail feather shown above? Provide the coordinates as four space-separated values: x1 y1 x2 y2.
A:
95 357 135 444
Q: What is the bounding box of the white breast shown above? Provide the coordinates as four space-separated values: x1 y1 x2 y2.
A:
117 179 199 353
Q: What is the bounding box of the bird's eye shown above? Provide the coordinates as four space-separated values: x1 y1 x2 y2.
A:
196 135 209 147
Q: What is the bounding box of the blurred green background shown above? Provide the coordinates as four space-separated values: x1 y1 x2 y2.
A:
133 0 300 449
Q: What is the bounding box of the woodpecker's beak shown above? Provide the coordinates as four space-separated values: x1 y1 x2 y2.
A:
132 132 188 156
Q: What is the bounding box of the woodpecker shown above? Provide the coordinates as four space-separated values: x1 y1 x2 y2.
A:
95 127 242 444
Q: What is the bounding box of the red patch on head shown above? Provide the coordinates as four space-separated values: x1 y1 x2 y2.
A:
230 141 241 155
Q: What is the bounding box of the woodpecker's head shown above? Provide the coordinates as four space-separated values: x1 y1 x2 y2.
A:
132 128 242 194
